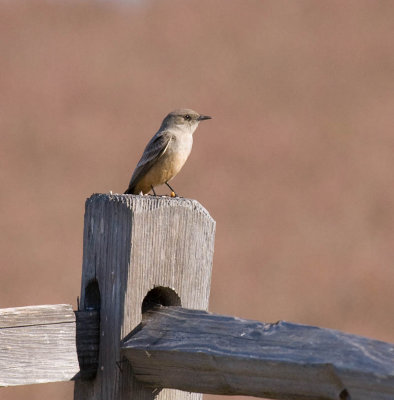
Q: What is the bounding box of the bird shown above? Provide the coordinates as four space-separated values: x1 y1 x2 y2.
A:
124 109 212 196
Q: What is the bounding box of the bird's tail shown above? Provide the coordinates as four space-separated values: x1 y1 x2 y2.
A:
124 185 136 194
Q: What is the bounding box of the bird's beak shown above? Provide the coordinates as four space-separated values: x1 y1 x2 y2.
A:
198 115 212 121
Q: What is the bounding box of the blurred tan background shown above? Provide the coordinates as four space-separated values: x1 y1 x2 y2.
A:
1 0 394 399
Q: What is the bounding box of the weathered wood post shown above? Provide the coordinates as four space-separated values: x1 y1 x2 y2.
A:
1 193 394 399
74 194 215 400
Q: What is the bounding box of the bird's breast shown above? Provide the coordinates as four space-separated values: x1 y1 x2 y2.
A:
164 134 193 176
168 134 193 159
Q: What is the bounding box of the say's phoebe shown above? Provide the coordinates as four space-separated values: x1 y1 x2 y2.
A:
124 109 212 196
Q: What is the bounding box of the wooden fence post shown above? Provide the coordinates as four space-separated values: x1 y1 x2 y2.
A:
74 194 216 400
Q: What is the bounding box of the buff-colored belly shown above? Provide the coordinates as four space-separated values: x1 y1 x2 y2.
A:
136 136 192 193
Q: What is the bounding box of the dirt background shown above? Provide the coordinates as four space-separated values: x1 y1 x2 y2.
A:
1 1 394 399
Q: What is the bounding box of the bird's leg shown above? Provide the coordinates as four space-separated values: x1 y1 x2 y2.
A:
151 185 157 196
165 182 177 197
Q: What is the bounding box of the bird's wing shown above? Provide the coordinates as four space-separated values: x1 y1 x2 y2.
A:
127 131 172 191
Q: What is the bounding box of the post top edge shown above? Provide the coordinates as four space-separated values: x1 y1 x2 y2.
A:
86 193 215 223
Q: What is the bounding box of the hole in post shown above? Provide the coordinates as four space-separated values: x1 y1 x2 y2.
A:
142 286 181 314
84 279 100 311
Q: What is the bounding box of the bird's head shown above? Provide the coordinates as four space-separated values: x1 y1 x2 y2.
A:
161 109 212 133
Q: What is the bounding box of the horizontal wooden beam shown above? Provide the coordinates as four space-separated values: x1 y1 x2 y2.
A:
121 306 394 400
0 304 99 386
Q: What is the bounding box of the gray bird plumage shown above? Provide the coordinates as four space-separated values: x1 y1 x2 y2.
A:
124 109 211 195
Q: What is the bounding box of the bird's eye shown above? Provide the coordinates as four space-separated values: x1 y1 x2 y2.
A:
184 114 191 121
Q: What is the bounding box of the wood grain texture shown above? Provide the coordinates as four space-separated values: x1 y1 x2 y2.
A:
0 305 99 386
0 304 79 386
0 304 75 328
74 194 215 400
122 306 394 400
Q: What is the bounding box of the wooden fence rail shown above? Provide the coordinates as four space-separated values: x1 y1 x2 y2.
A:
123 306 394 400
0 194 393 400
0 304 98 386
